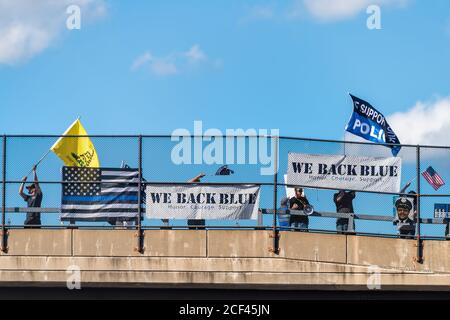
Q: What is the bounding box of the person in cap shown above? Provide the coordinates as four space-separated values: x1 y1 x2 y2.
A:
289 187 310 231
394 197 416 237
19 166 43 228
334 190 356 233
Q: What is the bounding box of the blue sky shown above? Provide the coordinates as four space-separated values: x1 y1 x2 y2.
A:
1 0 450 141
0 0 449 233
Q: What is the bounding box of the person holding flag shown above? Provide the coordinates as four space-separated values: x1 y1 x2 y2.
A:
18 119 99 227
19 165 43 228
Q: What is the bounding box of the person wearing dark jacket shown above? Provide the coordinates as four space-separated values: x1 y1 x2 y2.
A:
289 187 310 231
334 190 355 233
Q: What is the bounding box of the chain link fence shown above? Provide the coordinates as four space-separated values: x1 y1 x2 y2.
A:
0 135 449 240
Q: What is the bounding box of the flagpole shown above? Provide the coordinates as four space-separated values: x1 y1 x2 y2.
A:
343 132 347 155
400 176 417 194
344 91 351 156
24 117 87 177
25 117 81 177
26 149 52 176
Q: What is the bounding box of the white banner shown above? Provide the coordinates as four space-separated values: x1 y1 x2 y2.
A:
145 185 260 220
287 153 402 193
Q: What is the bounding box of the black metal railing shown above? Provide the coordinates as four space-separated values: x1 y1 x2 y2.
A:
0 134 449 261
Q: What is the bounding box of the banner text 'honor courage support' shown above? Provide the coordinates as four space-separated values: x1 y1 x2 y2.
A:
287 153 402 193
146 185 260 220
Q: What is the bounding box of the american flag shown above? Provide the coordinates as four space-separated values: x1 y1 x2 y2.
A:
61 166 140 221
422 166 445 191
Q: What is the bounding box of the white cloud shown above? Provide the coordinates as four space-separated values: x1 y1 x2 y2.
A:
132 44 215 76
303 0 371 21
131 51 178 76
150 59 178 76
185 44 206 63
131 52 152 71
0 24 52 65
388 97 450 146
242 0 408 24
0 0 106 65
302 0 408 22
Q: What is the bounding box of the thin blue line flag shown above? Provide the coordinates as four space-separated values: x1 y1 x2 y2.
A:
61 166 140 222
345 94 401 156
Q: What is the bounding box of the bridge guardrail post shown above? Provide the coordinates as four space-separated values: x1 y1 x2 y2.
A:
271 136 279 255
416 145 423 263
1 135 7 253
348 212 355 233
445 218 450 239
136 135 144 254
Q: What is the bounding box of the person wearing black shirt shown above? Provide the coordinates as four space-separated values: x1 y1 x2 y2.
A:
19 166 43 228
289 188 310 231
334 190 355 233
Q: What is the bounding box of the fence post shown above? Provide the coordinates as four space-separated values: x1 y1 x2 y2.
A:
348 213 355 233
416 145 423 263
446 218 450 239
136 135 144 254
1 135 7 253
271 136 279 254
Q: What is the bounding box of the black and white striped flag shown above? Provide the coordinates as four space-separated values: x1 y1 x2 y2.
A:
61 166 140 221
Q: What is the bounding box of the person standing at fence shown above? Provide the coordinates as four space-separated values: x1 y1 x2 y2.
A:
289 187 310 231
19 165 43 228
333 190 356 233
394 197 416 238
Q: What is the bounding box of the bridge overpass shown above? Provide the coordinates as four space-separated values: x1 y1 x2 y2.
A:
0 228 449 291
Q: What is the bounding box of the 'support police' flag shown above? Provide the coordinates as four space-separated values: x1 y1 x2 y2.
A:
51 119 100 167
345 94 401 156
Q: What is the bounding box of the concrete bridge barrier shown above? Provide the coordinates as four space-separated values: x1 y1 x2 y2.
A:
0 229 449 290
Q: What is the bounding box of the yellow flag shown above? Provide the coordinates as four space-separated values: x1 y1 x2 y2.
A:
50 119 100 167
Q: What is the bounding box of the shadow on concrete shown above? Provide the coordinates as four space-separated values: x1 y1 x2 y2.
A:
1 287 450 300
